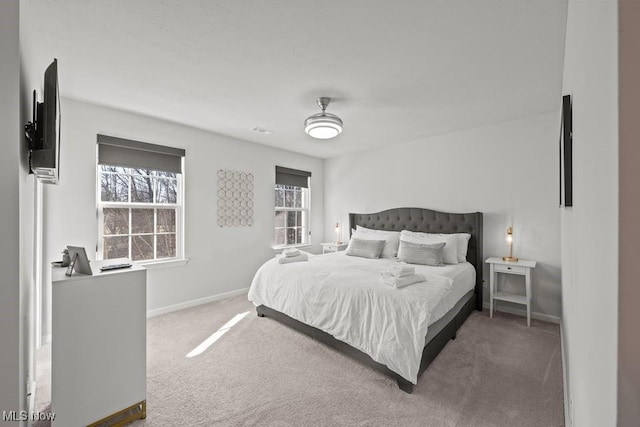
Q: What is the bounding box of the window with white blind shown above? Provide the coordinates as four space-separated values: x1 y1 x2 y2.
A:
96 135 185 263
274 166 311 248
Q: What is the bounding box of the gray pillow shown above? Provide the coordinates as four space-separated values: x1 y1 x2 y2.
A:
398 240 445 266
345 238 385 259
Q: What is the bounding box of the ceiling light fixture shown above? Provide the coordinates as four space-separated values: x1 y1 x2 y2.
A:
304 97 343 139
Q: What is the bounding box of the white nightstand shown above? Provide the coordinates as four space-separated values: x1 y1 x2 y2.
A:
485 257 537 327
321 242 348 254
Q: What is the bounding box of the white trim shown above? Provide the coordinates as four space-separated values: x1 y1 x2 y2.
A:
273 244 312 253
560 320 572 427
146 287 249 318
27 379 36 427
274 184 311 247
140 258 189 269
27 381 37 427
179 157 185 266
34 180 43 349
482 302 560 324
96 165 184 262
43 334 51 345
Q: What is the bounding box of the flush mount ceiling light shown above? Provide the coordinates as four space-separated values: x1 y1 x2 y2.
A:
304 97 343 139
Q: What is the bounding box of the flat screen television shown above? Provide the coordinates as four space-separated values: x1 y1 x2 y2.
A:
26 59 60 184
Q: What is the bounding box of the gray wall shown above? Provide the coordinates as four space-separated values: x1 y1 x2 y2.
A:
324 112 562 320
0 1 23 422
1 0 39 422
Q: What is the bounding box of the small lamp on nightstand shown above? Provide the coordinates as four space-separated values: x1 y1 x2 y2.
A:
335 222 342 244
503 226 519 262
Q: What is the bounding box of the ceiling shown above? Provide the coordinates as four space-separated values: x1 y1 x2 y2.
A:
28 0 567 159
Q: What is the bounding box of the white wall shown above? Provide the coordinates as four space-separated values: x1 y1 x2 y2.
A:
0 1 23 423
560 0 618 425
324 112 562 319
42 98 324 328
19 0 41 416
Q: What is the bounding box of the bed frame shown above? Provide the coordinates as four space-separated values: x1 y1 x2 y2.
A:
256 207 483 393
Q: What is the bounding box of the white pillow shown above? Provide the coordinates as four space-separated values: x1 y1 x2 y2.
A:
353 226 400 258
400 230 459 264
454 233 471 262
399 231 471 262
421 233 471 262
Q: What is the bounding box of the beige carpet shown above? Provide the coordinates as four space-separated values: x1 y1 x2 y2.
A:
36 294 564 426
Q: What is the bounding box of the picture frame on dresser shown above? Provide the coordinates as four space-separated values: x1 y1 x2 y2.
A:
560 94 573 207
66 246 93 276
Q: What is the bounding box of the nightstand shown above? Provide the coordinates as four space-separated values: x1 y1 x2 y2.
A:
485 257 537 326
321 242 348 254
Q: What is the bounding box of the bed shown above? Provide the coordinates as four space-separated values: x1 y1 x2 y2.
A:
249 207 483 393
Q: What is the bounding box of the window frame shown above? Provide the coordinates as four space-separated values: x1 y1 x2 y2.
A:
274 183 311 249
96 164 185 264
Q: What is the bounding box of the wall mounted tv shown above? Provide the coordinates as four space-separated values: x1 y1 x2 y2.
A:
25 59 61 184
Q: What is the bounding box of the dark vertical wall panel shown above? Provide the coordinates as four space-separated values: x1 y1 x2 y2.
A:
618 1 640 424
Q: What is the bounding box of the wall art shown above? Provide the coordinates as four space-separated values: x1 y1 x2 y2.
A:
217 170 254 227
560 94 573 207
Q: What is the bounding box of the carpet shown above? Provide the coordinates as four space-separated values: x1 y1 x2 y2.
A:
35 294 564 426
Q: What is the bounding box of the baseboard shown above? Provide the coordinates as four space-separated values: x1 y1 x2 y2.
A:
560 320 572 427
27 380 36 427
146 287 250 318
482 302 561 324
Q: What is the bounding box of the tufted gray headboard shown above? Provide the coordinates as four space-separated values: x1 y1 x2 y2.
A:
349 207 483 310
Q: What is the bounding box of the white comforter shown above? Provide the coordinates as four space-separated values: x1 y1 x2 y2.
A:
248 252 456 383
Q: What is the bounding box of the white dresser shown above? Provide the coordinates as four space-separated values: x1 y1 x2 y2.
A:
51 260 147 427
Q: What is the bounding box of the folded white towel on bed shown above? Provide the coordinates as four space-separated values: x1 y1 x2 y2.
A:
385 264 415 277
283 248 301 258
277 252 308 264
380 272 426 288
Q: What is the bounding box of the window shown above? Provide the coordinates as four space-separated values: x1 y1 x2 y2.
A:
274 184 309 246
274 166 311 247
97 135 185 263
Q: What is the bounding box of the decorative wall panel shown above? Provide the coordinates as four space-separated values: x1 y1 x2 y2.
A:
216 170 254 227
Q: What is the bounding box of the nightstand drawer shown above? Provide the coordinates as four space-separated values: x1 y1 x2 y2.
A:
321 243 348 254
494 264 527 275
